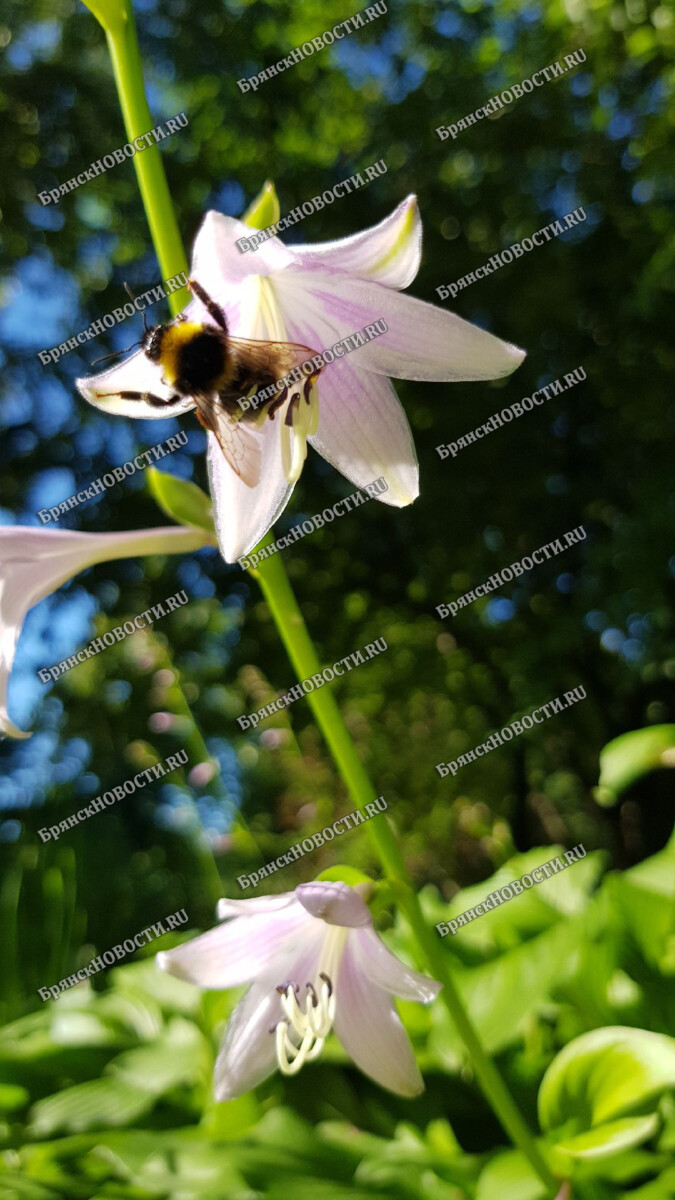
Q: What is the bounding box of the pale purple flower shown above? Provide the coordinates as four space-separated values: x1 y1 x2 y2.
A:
76 196 525 562
0 524 211 739
157 881 441 1099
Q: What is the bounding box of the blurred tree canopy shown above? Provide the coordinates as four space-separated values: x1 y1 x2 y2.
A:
1 0 674 1017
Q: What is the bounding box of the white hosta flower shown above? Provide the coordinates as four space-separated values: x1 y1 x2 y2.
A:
77 194 525 563
157 881 441 1099
0 524 211 739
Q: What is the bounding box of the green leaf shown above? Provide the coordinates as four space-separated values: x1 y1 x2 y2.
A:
420 848 603 958
429 917 582 1061
0 1082 29 1110
604 835 675 973
476 1150 549 1200
109 1017 210 1095
110 1012 210 1099
625 1165 675 1198
553 1114 660 1159
147 467 216 535
93 1132 252 1196
315 866 374 887
595 725 675 806
242 180 280 229
539 1026 675 1132
28 1077 155 1136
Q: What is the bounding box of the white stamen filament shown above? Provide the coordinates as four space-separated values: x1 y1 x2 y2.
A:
274 926 346 1075
280 387 319 485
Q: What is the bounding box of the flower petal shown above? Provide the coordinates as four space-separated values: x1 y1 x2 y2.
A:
214 921 329 1100
76 348 194 420
292 195 422 291
206 426 294 563
0 526 207 741
156 904 308 989
352 928 441 1003
192 210 296 294
216 894 298 920
333 941 425 1096
308 360 418 507
276 268 526 382
0 621 30 739
296 882 372 928
214 981 281 1101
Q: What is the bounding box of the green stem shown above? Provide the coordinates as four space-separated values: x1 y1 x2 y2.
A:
254 550 557 1196
84 0 189 315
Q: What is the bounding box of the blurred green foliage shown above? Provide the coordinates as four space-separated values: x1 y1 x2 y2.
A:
1 832 674 1197
1 0 675 1192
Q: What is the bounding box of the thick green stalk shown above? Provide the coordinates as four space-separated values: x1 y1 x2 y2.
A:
83 0 188 315
254 550 557 1195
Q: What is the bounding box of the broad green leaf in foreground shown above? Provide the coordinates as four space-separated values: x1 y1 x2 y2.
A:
28 1076 155 1137
428 917 582 1063
109 1016 211 1095
604 832 675 973
552 1114 660 1159
539 1026 675 1132
595 725 675 806
475 1149 549 1200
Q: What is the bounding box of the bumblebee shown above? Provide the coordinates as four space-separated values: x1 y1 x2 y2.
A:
92 278 323 488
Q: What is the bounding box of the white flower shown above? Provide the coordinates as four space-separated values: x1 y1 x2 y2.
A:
0 524 211 739
76 195 525 563
157 881 441 1100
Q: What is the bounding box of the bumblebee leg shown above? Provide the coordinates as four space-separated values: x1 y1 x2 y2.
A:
94 389 180 409
189 278 228 332
266 386 289 420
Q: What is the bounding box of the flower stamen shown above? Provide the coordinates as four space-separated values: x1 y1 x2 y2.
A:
273 973 336 1075
271 925 347 1076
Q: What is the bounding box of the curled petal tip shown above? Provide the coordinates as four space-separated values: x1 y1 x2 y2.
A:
296 881 372 927
0 715 32 741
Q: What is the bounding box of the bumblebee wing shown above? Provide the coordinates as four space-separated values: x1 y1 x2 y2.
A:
193 394 262 488
226 336 323 395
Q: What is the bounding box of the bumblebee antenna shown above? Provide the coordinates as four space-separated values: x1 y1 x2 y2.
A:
90 339 143 367
89 281 149 366
124 281 149 332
